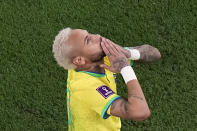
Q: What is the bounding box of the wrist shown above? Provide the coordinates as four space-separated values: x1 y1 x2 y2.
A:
120 66 137 84
124 47 140 60
129 49 140 60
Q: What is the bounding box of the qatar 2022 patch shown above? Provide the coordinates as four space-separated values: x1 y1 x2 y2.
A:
96 85 114 99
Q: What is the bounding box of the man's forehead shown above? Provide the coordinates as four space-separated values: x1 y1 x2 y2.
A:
71 29 88 35
67 29 87 45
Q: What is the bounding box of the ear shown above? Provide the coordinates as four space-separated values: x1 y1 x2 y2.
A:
72 56 86 66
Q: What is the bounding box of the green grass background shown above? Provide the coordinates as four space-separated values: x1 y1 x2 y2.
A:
0 0 197 130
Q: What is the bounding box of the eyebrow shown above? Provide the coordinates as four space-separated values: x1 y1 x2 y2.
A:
84 35 88 45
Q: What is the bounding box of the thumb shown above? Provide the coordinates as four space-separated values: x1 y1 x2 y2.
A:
100 64 110 70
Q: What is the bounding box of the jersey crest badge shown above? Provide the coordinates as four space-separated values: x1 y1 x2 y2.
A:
96 85 114 99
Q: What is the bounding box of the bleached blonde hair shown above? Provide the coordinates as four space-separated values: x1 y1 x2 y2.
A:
52 27 77 69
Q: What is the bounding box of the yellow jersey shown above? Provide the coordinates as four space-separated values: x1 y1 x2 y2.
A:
66 56 134 131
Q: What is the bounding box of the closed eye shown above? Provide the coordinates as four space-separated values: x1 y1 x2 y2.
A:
87 37 91 44
84 35 88 45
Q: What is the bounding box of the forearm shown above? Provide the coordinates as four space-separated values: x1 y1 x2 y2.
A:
127 80 146 106
126 80 150 120
100 39 150 120
127 44 161 62
110 66 150 120
110 79 150 120
104 38 161 62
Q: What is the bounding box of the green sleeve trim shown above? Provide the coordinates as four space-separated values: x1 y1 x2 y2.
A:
101 95 121 119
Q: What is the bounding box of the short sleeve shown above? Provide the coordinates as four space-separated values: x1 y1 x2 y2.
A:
93 85 120 119
76 84 121 119
100 94 121 119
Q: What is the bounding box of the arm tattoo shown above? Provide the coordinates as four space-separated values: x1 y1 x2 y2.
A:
129 94 144 101
120 98 129 113
111 96 144 118
112 57 129 72
111 98 129 116
129 45 161 62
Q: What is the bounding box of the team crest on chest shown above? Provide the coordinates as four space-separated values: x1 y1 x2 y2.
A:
96 85 114 99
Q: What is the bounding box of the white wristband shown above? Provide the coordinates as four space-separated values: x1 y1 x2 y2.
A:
120 66 137 83
129 49 140 60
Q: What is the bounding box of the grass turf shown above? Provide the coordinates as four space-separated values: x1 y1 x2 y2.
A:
0 0 197 130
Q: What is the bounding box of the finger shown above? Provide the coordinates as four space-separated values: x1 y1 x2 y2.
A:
109 42 130 58
107 39 119 48
106 39 121 53
109 42 119 54
101 41 110 56
104 39 117 56
110 41 121 54
113 43 122 53
108 39 124 51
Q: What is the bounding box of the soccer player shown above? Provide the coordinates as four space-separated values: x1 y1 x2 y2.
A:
52 28 161 131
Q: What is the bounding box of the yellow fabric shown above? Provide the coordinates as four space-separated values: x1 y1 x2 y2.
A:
66 57 121 131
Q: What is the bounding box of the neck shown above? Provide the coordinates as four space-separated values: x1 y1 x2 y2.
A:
76 59 105 73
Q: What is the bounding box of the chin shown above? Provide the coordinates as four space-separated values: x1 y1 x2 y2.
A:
90 51 106 63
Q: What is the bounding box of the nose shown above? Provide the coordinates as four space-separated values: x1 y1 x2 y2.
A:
89 34 100 38
89 34 102 41
95 34 101 38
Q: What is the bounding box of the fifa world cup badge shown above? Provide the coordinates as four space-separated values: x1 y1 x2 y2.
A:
96 85 114 99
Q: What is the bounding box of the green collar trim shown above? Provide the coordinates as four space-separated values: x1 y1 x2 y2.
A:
75 70 106 77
